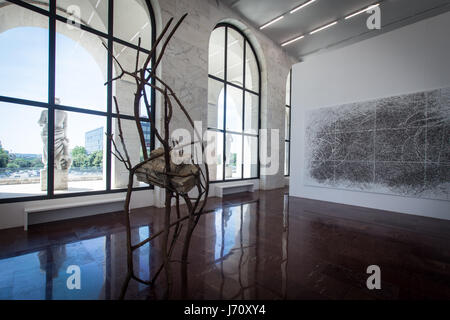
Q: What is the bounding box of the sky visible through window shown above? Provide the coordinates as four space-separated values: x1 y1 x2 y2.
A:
218 88 242 158
0 27 106 155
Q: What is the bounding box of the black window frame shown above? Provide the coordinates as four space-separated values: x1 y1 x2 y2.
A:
0 0 156 204
207 23 261 183
285 70 292 177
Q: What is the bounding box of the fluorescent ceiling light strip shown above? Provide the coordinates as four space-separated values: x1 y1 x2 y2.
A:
345 3 380 20
260 15 284 30
290 0 317 14
281 35 305 47
309 21 338 35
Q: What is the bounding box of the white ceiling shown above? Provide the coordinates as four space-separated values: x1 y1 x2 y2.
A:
221 0 450 60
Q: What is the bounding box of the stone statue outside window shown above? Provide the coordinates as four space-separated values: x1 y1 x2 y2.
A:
38 98 72 190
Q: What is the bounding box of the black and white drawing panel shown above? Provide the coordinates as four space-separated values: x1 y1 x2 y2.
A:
305 87 450 200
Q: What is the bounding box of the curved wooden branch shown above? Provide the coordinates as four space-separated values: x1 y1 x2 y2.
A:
106 13 212 299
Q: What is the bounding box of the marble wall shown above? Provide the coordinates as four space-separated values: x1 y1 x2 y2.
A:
305 87 450 200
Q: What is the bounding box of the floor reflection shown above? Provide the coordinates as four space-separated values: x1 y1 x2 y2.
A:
212 202 261 300
0 236 108 299
1 189 450 300
118 199 266 300
0 197 271 300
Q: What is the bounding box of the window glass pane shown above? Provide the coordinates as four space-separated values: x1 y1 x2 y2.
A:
112 119 149 189
285 141 290 176
227 28 244 87
206 130 223 182
111 45 152 118
286 71 291 106
141 120 151 162
245 42 259 92
208 27 225 79
0 103 46 199
285 107 290 140
113 44 144 78
225 133 242 180
114 0 152 50
207 78 224 130
56 21 107 111
0 6 48 102
57 0 108 33
140 85 153 119
139 120 152 187
244 92 258 134
226 86 243 132
55 111 106 194
244 135 258 178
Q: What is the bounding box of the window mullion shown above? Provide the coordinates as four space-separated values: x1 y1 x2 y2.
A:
241 40 246 179
106 0 114 191
47 0 56 197
288 70 292 175
222 26 228 181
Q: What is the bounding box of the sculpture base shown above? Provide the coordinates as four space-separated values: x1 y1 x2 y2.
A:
40 169 69 191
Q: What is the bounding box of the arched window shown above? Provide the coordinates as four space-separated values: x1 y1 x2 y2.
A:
0 0 155 202
285 70 292 176
207 24 260 182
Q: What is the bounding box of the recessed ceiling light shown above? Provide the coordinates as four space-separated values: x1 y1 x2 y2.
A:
345 3 380 20
281 35 305 47
260 16 284 30
309 21 338 35
290 0 318 14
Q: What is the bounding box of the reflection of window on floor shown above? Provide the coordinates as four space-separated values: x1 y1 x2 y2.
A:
0 235 110 300
214 204 253 262
138 226 151 290
212 203 260 299
51 236 106 300
0 252 46 300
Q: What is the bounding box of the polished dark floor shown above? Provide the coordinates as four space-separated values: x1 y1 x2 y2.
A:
0 188 450 300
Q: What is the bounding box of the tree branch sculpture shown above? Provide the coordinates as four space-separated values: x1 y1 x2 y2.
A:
104 13 210 299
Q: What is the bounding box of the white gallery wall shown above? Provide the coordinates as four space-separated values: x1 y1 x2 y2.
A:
290 11 450 220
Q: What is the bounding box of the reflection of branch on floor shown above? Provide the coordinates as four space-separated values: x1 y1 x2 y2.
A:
103 13 210 300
